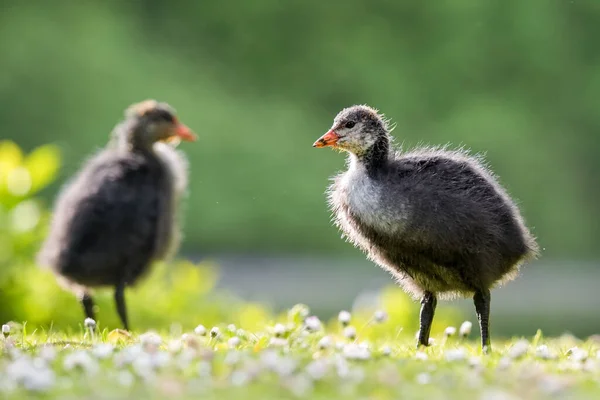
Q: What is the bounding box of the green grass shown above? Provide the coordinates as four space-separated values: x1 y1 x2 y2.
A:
2 307 600 400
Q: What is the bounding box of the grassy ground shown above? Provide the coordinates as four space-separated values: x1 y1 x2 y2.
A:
2 306 600 400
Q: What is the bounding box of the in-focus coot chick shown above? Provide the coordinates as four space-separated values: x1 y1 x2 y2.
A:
313 105 538 352
37 100 197 330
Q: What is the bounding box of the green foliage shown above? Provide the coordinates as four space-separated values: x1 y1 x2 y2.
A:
1 1 598 258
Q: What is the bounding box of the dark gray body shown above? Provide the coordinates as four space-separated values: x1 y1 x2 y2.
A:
38 144 184 293
329 146 538 300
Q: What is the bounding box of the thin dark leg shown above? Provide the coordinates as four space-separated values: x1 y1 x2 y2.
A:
114 283 129 331
417 291 437 348
474 289 491 353
80 293 95 321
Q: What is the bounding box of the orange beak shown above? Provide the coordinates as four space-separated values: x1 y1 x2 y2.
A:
313 130 339 148
173 122 198 142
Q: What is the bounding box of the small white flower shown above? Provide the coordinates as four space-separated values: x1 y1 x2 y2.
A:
416 372 431 385
343 326 357 340
535 345 556 360
273 323 286 337
117 371 134 387
139 331 162 348
2 324 11 337
445 348 467 362
224 350 241 365
269 337 288 347
197 361 212 378
167 340 182 353
63 351 99 375
343 343 371 360
497 357 512 370
316 335 332 349
227 324 237 333
444 326 457 337
84 318 96 330
210 327 220 338
373 310 388 323
91 344 114 359
415 351 428 361
508 340 529 359
306 359 329 380
380 345 392 356
274 357 298 377
304 316 322 332
230 370 251 386
38 346 57 362
338 310 351 326
228 336 241 348
567 347 588 362
288 374 314 397
459 321 472 337
194 325 207 336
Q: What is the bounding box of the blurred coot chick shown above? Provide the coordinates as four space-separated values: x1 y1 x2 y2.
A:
313 105 539 352
37 100 197 330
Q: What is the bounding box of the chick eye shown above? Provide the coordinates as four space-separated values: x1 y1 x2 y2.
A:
344 121 356 129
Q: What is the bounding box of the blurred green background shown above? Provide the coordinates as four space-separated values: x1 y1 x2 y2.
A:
1 0 599 337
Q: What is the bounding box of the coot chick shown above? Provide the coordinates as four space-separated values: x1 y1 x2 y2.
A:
313 105 538 352
37 100 197 330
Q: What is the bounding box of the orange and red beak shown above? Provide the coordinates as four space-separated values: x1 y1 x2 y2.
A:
172 120 198 142
313 130 340 148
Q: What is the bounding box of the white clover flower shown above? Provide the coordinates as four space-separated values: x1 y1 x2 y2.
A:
269 337 288 347
132 353 154 378
274 357 298 377
459 321 473 337
415 351 428 361
444 326 457 337
497 357 512 370
288 374 314 397
209 327 220 338
343 326 357 340
63 351 99 375
508 340 529 359
373 310 388 323
416 372 431 385
224 350 241 365
228 336 241 348
84 318 96 330
194 325 207 336
91 344 114 359
2 324 10 337
38 346 57 362
113 344 143 368
117 371 134 387
304 316 322 332
380 345 392 356
338 310 351 326
236 328 246 338
167 340 182 353
306 359 329 380
260 350 280 369
197 361 212 378
445 348 467 362
230 370 251 386
567 347 588 362
343 343 371 361
318 335 333 350
535 345 556 360
139 331 162 348
227 324 237 333
273 323 286 337
7 357 56 392
151 351 171 369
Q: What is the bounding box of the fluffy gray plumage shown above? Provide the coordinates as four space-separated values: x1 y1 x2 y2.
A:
37 100 194 330
315 104 539 351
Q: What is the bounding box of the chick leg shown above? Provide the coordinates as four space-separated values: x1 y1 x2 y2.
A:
474 288 491 353
114 282 129 331
417 291 437 348
80 293 96 321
